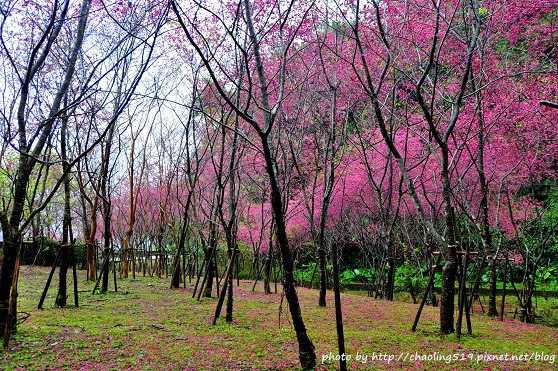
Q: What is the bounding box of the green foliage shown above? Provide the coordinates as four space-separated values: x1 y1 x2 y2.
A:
339 268 372 284
536 264 558 292
293 261 317 284
394 261 427 293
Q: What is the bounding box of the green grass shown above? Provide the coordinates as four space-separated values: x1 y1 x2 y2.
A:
1 266 557 370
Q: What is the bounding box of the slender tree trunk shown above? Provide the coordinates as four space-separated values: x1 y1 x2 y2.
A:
86 196 100 281
0 230 19 335
203 247 216 298
440 170 458 334
471 70 497 317
264 223 274 294
100 249 109 293
332 243 346 371
317 240 327 307
261 136 316 369
386 255 395 301
225 246 235 322
487 260 498 316
56 99 71 307
100 132 115 293
55 245 70 307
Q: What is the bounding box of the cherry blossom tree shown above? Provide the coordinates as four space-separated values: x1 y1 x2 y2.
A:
169 0 318 368
0 0 166 334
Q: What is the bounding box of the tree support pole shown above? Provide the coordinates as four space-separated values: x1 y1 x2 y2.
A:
214 250 220 298
71 245 79 307
182 249 187 288
412 253 441 332
212 248 238 325
500 252 508 321
191 254 207 298
464 285 472 334
69 222 79 307
197 247 217 301
236 251 240 286
251 263 266 292
112 248 118 292
456 248 469 339
332 243 347 371
92 251 110 294
468 254 486 311
38 248 62 309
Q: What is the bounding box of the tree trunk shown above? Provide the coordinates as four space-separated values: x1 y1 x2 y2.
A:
100 157 112 294
472 70 497 317
101 249 109 293
55 245 70 307
386 256 395 301
261 136 316 370
203 247 215 298
55 98 72 307
264 227 273 294
317 244 327 307
0 232 19 335
487 259 499 316
440 259 457 333
226 248 235 322
332 243 347 371
264 251 272 294
440 204 457 335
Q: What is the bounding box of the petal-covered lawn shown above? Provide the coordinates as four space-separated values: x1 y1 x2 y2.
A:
1 266 557 370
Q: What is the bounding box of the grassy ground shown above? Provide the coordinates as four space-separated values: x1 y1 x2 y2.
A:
1 266 557 370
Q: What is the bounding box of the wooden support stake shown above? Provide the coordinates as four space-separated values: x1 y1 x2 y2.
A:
68 221 79 308
464 286 472 334
38 247 62 309
456 247 469 339
92 251 110 294
71 245 79 308
251 263 266 292
191 254 207 298
212 248 238 325
182 248 187 288
112 248 118 293
236 250 240 287
468 254 486 311
412 253 442 332
332 243 347 371
500 252 508 322
214 250 220 298
197 247 216 301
